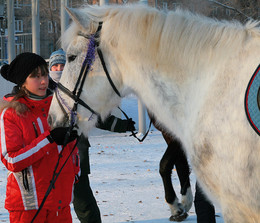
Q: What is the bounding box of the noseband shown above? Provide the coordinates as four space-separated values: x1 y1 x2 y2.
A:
54 22 121 126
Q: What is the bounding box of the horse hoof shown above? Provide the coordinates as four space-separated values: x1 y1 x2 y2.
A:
169 212 188 222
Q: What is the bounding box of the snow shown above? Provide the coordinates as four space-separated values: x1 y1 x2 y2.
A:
0 94 224 223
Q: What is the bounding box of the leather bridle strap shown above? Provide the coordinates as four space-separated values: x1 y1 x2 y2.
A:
55 23 103 120
56 82 98 115
97 48 121 97
73 22 103 96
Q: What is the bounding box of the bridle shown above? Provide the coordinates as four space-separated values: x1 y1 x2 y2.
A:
54 22 104 127
54 21 151 142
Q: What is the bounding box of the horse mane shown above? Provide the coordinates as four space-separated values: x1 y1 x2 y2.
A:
63 4 260 73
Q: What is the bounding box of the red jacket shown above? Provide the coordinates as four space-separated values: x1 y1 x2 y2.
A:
0 94 80 211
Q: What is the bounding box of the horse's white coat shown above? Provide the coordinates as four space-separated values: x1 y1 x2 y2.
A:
49 4 260 222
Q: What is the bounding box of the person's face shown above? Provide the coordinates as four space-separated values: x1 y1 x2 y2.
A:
23 68 49 96
51 63 65 71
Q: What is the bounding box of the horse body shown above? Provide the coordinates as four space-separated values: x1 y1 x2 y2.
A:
49 4 260 222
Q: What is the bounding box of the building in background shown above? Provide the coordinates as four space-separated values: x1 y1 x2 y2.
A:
0 0 259 62
0 0 85 61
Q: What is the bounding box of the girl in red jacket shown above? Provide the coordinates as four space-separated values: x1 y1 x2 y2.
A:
0 53 80 223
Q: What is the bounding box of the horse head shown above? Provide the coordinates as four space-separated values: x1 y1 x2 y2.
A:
48 6 125 134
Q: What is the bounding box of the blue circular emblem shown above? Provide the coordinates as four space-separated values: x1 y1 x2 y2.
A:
245 65 260 135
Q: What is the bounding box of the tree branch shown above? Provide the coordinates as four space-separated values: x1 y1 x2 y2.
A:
208 0 253 20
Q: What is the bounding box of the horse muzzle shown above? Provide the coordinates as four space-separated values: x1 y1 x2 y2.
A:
47 113 70 130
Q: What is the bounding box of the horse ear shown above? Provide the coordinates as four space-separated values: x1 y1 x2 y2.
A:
65 7 91 32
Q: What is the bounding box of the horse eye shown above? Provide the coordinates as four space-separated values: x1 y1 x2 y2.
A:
68 55 77 62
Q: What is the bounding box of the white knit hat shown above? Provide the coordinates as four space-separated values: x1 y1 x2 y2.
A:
49 49 66 70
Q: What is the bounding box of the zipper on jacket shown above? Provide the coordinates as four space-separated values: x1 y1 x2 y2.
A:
32 122 39 137
22 168 30 191
76 154 79 167
21 121 39 192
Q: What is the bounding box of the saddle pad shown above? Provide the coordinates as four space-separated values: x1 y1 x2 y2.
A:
245 64 260 136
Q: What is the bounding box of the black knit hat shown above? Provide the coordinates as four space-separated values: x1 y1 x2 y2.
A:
0 52 47 86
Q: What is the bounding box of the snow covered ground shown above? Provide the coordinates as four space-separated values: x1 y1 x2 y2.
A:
0 94 224 222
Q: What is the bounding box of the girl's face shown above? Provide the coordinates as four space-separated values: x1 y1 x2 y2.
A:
23 67 49 96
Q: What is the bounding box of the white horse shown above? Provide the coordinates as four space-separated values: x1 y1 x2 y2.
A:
48 4 260 223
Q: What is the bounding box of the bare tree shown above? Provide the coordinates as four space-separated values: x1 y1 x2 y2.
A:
209 0 259 21
40 0 61 52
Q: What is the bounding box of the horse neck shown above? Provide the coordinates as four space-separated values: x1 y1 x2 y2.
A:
100 7 247 145
117 58 201 147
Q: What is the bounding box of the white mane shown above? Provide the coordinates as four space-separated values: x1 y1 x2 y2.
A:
63 4 260 75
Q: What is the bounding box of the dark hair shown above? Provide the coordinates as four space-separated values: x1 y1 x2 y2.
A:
11 64 49 102
29 64 49 78
0 52 47 86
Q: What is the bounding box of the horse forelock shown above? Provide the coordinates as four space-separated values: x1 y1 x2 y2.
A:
61 23 79 51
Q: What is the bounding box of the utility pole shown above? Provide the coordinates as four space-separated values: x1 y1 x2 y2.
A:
100 0 109 6
139 0 148 4
7 0 15 62
31 0 40 54
60 0 69 49
137 0 148 135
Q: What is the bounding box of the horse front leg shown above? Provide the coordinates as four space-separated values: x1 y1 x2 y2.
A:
174 142 193 213
159 138 189 222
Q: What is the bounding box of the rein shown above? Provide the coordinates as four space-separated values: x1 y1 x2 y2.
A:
31 22 103 223
118 106 152 142
31 137 79 223
97 48 121 97
96 40 151 142
32 22 152 222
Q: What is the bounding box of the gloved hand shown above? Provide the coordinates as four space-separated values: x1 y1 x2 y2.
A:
126 118 136 131
49 127 78 145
